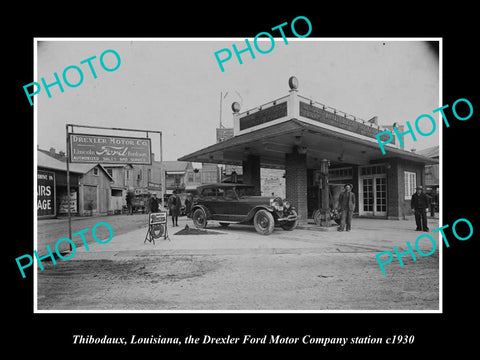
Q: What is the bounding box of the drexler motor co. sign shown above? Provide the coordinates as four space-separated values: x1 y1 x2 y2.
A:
69 133 151 164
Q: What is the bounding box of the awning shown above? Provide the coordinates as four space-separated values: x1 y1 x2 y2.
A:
178 119 438 168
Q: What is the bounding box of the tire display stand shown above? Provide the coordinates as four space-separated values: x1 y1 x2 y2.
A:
144 211 170 244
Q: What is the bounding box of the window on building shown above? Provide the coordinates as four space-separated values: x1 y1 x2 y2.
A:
360 165 386 176
202 171 218 184
106 168 113 177
111 189 122 196
174 174 182 186
404 171 417 200
330 167 353 180
83 185 97 210
93 167 99 176
194 172 201 183
362 178 374 212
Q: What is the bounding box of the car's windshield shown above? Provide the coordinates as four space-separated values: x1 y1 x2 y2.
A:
236 186 255 198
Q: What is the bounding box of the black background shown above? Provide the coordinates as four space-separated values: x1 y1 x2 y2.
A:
6 4 478 356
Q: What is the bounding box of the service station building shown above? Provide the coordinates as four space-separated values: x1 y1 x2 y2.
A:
179 77 438 224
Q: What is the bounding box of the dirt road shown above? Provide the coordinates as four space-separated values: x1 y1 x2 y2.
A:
36 216 439 311
37 252 438 311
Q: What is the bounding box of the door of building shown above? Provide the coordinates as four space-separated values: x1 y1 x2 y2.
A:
359 175 387 216
98 187 109 214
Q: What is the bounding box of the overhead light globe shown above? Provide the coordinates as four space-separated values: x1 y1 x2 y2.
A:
288 76 299 90
232 102 241 113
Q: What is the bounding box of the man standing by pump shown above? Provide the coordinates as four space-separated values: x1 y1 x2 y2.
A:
411 185 430 231
338 183 356 232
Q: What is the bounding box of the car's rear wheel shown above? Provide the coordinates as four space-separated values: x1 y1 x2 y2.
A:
281 210 298 231
253 209 275 235
192 208 208 229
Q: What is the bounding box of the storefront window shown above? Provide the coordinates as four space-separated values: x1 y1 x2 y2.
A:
404 171 416 199
363 178 374 212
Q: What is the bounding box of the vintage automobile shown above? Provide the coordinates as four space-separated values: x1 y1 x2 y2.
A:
188 183 298 235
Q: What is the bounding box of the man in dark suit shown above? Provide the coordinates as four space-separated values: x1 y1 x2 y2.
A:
411 185 429 231
148 194 159 214
168 190 181 227
338 183 356 232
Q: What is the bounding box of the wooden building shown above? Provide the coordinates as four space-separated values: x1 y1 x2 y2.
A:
37 149 114 217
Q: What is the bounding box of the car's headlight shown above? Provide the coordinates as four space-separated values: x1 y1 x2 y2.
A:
269 199 283 211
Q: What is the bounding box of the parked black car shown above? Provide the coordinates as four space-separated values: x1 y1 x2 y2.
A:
188 183 298 235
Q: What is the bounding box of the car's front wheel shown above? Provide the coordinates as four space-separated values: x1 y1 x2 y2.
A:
192 208 208 229
253 209 275 235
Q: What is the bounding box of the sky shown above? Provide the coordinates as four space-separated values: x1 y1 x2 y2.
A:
36 39 440 164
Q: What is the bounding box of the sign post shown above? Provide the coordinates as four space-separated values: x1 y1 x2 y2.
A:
66 125 72 249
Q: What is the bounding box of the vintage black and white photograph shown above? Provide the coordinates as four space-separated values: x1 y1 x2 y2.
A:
33 38 440 312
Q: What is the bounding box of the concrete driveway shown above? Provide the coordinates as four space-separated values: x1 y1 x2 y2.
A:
72 216 437 257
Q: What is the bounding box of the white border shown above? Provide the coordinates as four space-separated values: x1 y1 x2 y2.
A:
438 38 443 313
33 37 442 314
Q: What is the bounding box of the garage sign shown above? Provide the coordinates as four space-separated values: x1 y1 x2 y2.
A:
37 170 55 217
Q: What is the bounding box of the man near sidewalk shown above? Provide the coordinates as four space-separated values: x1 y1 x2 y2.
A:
411 185 429 231
125 190 134 215
148 194 159 214
168 190 181 227
338 183 356 232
